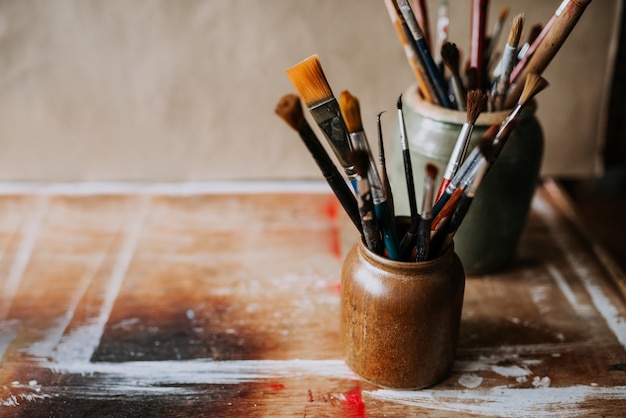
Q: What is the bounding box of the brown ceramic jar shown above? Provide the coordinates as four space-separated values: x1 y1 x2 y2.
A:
340 237 465 389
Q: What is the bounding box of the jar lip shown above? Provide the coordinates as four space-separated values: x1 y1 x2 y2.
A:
356 236 455 272
403 84 536 126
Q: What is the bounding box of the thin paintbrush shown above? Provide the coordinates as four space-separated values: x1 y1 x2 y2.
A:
352 149 384 255
485 6 510 69
432 124 499 218
433 73 549 217
430 138 495 257
506 0 591 108
397 94 419 226
435 0 450 70
411 0 432 50
492 14 524 110
415 163 438 262
286 55 356 186
470 0 489 90
275 94 362 233
516 23 543 62
340 91 400 260
435 89 487 201
441 42 467 110
383 0 439 105
395 0 453 108
377 111 394 217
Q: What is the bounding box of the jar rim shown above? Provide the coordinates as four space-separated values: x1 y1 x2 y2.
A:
356 235 455 274
403 84 536 126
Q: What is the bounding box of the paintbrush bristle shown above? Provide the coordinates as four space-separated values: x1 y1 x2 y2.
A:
466 90 487 124
499 6 510 22
352 149 370 178
519 73 549 106
425 162 438 179
339 90 363 134
286 55 334 108
275 94 305 131
441 42 460 73
509 14 524 47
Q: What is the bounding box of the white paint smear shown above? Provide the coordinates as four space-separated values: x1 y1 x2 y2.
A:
51 197 150 363
534 198 626 351
47 359 355 394
0 196 48 320
458 373 483 388
366 385 626 417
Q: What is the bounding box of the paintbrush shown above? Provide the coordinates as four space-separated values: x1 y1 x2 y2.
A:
395 0 452 108
435 0 450 70
415 163 438 262
492 14 524 110
432 123 499 218
411 0 432 50
506 0 591 108
465 66 478 92
339 90 400 260
430 137 495 257
470 0 489 90
383 0 439 105
485 6 510 68
397 94 419 226
441 42 466 110
275 94 362 234
516 23 543 62
435 89 487 201
434 72 548 221
286 55 356 185
376 111 394 217
352 149 384 255
434 72 548 218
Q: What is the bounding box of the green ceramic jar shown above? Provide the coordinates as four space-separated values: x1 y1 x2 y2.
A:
388 84 544 275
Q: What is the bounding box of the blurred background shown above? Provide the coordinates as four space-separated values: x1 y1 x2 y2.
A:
0 0 623 265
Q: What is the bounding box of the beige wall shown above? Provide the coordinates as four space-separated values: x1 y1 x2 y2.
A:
0 0 620 181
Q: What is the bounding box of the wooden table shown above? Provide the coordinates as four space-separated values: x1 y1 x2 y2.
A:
1 180 625 417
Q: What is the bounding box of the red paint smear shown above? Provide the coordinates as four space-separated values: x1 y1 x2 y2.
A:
343 385 365 417
269 383 286 390
324 195 340 220
324 196 343 260
328 281 341 295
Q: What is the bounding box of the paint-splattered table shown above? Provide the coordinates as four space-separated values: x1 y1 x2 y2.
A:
0 180 625 417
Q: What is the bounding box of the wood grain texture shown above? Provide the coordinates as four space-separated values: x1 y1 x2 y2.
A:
0 181 625 417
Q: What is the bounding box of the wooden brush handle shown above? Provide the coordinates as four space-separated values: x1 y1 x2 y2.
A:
505 0 592 108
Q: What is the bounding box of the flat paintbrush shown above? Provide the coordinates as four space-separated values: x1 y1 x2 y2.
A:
275 94 362 233
286 55 356 185
352 149 384 255
339 90 400 260
435 89 487 201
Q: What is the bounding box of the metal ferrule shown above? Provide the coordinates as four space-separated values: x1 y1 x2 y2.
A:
350 131 386 204
308 99 355 178
444 123 473 179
